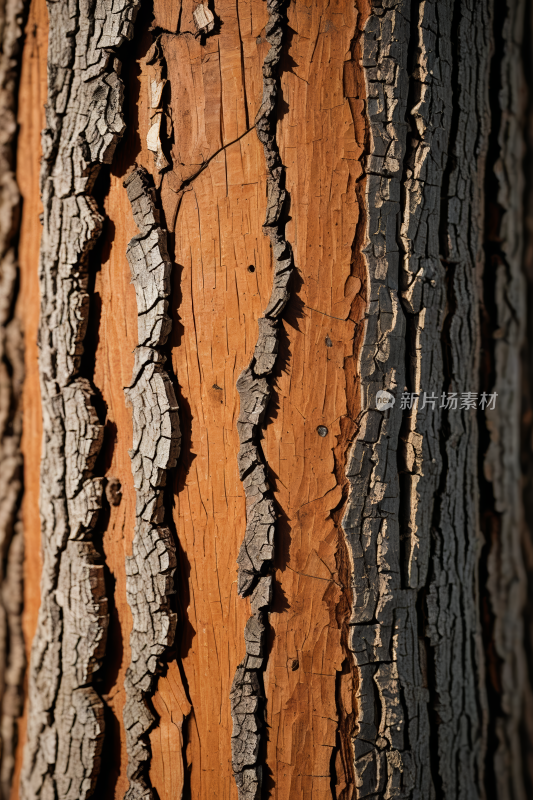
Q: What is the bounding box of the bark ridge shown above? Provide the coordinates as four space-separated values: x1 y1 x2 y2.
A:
122 166 181 800
21 0 139 797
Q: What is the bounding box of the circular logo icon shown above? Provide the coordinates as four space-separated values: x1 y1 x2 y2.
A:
376 390 395 411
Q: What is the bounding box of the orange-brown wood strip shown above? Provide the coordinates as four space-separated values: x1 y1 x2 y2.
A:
11 0 48 795
262 1 369 797
92 167 140 798
153 2 271 797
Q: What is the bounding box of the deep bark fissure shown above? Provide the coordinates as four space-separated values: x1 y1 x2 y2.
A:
521 1 533 794
396 0 458 794
161 343 192 800
343 2 415 796
395 0 438 791
156 46 196 785
423 0 494 796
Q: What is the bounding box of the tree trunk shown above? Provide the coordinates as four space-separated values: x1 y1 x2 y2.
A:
0 0 531 797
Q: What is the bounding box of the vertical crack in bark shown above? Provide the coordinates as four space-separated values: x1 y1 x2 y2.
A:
425 0 493 797
0 0 28 795
397 0 455 796
480 0 527 797
230 1 294 798
122 166 181 800
399 0 453 596
341 2 415 796
20 2 140 798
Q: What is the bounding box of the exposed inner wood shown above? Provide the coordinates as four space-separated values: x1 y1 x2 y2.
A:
260 1 369 797
11 0 48 794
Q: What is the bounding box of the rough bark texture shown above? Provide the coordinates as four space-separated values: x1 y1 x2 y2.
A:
7 0 533 798
20 1 139 798
425 1 492 793
344 0 525 798
122 166 180 799
342 4 413 796
523 0 533 793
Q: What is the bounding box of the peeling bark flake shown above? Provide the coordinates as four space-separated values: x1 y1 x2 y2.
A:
146 41 169 174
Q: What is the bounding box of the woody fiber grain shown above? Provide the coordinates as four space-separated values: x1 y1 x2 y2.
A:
123 166 181 800
0 0 28 795
20 1 139 798
230 1 294 797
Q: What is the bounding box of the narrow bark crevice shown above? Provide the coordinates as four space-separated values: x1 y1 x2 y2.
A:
396 0 457 796
329 3 373 795
521 0 533 793
229 1 296 797
145 16 201 795
478 5 507 790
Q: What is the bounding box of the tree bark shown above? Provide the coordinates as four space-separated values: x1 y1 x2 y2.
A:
1 0 532 798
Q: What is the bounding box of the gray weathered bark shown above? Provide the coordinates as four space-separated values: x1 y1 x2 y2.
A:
122 166 180 800
20 1 139 797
